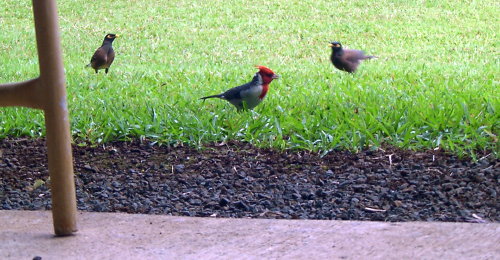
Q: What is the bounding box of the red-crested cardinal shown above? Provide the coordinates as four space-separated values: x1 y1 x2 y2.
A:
329 41 376 73
200 66 279 110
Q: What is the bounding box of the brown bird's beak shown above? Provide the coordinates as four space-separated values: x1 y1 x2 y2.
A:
272 74 280 79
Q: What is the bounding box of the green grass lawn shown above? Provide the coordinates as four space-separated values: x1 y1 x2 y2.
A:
0 0 498 157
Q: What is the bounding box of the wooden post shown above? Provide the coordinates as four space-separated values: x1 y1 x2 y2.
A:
0 0 77 236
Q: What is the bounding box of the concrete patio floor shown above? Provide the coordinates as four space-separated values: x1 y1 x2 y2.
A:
0 210 498 259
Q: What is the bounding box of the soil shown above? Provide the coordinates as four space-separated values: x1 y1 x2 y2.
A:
1 138 498 222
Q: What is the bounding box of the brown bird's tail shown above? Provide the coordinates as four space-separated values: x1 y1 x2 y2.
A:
200 94 223 100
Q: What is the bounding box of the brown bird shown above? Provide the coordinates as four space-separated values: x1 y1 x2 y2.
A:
87 34 119 74
329 41 375 73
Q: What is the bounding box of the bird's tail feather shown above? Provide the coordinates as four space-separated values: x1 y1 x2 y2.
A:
85 63 91 68
365 55 377 60
200 94 223 100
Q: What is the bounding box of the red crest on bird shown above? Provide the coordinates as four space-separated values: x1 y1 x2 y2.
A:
255 65 276 76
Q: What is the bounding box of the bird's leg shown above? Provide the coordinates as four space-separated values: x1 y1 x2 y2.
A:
105 68 109 74
94 69 98 74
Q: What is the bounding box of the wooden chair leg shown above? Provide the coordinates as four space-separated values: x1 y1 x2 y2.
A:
32 0 77 236
1 0 78 236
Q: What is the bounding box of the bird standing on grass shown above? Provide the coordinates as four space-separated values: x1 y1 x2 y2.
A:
329 41 376 73
200 66 279 110
87 34 119 74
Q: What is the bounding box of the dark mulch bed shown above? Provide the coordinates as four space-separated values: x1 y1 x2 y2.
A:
1 138 498 222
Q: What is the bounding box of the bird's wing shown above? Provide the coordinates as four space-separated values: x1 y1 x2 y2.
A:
90 47 107 68
221 82 248 100
222 74 260 100
200 81 253 101
106 47 115 67
239 83 262 100
344 50 367 63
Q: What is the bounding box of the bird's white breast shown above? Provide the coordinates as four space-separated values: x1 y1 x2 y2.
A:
239 84 264 109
